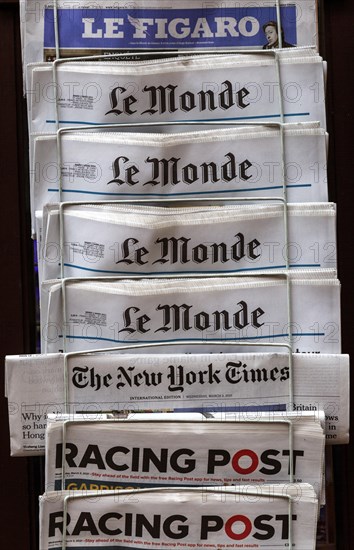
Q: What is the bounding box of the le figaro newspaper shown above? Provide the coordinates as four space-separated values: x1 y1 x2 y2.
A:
22 0 319 68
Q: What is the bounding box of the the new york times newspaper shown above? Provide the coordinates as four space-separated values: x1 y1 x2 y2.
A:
6 351 349 456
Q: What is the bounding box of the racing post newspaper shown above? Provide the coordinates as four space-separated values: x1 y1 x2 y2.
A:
39 271 341 354
39 485 319 549
5 351 349 456
44 413 325 502
38 202 337 282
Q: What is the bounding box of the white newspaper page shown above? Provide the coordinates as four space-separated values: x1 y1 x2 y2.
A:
32 124 328 225
40 203 337 280
6 351 349 456
22 0 319 68
40 272 341 354
39 485 318 549
28 50 327 135
44 415 325 501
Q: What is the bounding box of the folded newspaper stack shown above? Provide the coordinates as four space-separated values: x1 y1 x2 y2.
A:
39 485 319 549
45 413 325 501
40 271 341 354
22 0 319 72
27 49 327 136
5 350 349 456
32 123 328 214
9 0 346 548
38 202 336 281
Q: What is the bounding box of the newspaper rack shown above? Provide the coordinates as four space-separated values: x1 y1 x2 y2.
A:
41 20 319 548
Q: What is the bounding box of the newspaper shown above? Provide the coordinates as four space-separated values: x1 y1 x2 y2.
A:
44 413 325 500
39 485 318 549
31 123 329 231
28 49 327 136
5 350 349 456
39 202 337 281
21 0 319 69
40 271 341 354
6 351 349 456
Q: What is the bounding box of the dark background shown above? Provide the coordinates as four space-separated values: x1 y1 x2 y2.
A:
0 0 353 548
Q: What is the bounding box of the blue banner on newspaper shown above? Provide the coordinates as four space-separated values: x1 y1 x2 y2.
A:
44 7 297 50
